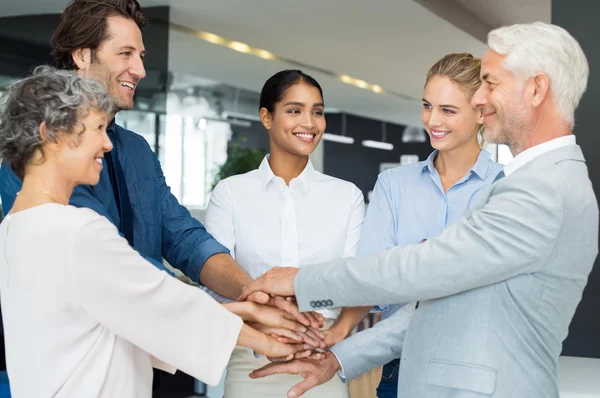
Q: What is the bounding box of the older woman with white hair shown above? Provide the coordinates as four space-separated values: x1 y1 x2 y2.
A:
0 66 310 398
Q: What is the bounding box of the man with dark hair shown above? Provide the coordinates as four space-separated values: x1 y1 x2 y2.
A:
0 1 321 393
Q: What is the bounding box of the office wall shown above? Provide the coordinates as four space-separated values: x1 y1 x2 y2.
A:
552 0 600 358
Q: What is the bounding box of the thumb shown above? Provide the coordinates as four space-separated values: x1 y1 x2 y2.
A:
288 376 320 398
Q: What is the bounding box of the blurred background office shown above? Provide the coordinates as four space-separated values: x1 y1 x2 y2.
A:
0 1 599 397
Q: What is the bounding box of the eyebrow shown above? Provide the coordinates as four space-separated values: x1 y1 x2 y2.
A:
284 101 325 108
422 98 459 109
119 45 147 57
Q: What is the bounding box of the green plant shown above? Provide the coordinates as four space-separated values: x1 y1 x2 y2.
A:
212 136 267 190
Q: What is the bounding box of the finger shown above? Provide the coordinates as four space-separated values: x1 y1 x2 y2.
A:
250 361 308 378
238 282 264 302
303 311 321 330
246 291 270 305
277 337 304 344
273 297 311 327
305 352 325 360
266 327 303 342
288 377 322 398
303 328 325 347
267 354 294 363
296 331 321 348
308 326 325 340
292 350 314 359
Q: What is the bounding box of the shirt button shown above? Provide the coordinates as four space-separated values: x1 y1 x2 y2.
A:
326 300 333 306
310 301 316 308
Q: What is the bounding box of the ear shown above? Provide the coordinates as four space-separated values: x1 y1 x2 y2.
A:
72 48 92 71
259 107 272 130
39 122 62 153
530 72 550 108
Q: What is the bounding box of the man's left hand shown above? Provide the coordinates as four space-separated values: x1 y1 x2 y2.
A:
239 266 298 301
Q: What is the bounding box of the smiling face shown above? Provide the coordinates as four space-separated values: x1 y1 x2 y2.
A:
54 107 113 187
421 75 482 153
471 50 530 151
260 82 326 157
77 15 146 113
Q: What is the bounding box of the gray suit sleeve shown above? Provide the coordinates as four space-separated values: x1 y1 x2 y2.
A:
295 175 564 310
330 303 416 381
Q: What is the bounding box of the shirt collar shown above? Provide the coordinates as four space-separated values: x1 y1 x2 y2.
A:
259 155 315 194
107 118 117 134
504 135 576 176
422 149 491 180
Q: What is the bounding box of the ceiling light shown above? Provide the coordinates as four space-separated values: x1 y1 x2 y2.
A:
362 121 394 150
362 140 394 150
257 50 276 60
323 133 354 144
198 32 225 45
229 41 251 53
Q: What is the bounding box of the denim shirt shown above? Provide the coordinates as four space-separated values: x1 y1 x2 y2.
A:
356 149 503 319
0 120 228 282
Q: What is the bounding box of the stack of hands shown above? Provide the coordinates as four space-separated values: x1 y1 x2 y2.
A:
224 268 343 398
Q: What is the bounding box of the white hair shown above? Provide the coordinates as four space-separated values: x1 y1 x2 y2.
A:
488 22 588 128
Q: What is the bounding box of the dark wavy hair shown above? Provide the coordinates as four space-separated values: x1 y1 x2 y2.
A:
51 0 147 70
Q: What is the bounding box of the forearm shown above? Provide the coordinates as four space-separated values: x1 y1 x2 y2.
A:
331 306 372 337
199 253 253 300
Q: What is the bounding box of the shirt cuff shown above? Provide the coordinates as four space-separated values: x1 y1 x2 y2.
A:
330 350 347 383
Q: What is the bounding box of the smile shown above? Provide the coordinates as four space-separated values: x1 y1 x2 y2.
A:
119 81 136 91
430 129 450 138
293 133 316 142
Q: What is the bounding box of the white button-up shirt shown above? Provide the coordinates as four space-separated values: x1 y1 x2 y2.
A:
504 135 576 176
205 156 365 318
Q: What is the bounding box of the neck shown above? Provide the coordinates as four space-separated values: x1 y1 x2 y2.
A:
268 148 309 186
510 107 572 156
18 166 74 206
434 139 481 177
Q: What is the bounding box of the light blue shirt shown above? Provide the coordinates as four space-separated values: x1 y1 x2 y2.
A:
357 149 503 319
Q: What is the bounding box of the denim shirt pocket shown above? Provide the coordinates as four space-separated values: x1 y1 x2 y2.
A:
132 177 162 226
426 359 496 395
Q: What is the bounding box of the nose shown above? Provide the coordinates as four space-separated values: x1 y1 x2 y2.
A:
129 54 147 80
102 130 114 153
427 108 442 127
471 85 486 109
300 112 315 129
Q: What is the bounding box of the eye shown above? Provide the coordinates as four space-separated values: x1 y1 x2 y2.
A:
313 109 324 116
422 103 432 110
120 51 131 57
287 109 301 114
443 108 456 115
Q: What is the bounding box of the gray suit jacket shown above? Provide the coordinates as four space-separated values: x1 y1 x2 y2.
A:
296 144 598 397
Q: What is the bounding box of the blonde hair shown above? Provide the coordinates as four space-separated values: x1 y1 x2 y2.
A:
425 52 485 147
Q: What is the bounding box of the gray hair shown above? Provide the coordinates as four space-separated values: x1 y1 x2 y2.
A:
0 65 113 179
488 22 588 128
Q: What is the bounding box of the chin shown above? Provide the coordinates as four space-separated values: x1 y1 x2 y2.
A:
85 175 102 186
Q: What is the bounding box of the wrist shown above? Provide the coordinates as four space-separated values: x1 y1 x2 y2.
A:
223 302 254 322
324 351 342 372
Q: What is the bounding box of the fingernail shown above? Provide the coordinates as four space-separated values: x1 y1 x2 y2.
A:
304 344 313 349
289 392 297 398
